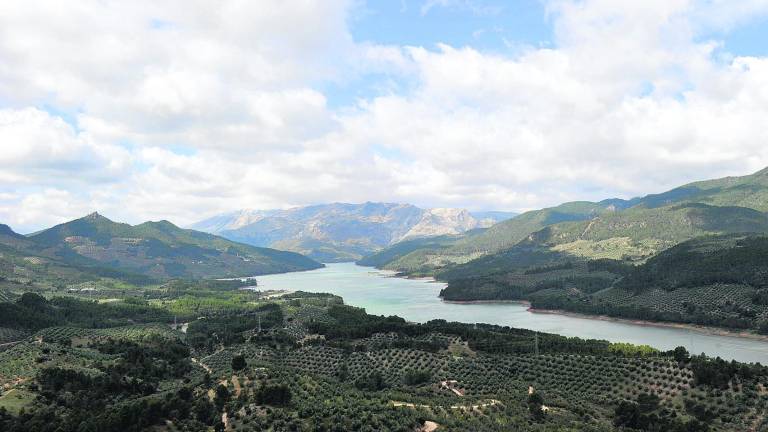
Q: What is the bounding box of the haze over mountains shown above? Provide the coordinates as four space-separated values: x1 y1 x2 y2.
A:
192 203 515 262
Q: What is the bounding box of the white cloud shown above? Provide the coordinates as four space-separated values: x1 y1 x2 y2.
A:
0 189 94 231
1 0 768 231
0 0 352 151
0 108 131 183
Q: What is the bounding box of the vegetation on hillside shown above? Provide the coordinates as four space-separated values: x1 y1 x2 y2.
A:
439 234 768 333
0 213 322 281
356 234 467 269
360 167 768 278
1 286 766 432
195 203 505 262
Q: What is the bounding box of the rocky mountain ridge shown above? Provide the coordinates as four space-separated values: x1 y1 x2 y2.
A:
192 202 515 262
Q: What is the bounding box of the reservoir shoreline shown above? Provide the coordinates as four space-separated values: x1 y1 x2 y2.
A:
255 263 768 363
528 308 768 344
401 269 768 345
438 296 768 343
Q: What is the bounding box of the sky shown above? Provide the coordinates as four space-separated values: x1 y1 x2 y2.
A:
2 0 768 233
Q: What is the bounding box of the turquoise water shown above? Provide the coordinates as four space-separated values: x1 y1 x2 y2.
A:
256 262 768 363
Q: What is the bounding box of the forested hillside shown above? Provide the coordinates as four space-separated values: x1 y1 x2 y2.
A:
373 202 613 273
1 287 765 431
356 233 478 271
438 203 768 280
1 213 322 281
361 168 768 275
440 234 768 333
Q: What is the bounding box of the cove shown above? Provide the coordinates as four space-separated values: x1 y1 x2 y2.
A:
256 262 768 364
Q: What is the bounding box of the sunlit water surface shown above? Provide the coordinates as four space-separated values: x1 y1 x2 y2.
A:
255 262 768 363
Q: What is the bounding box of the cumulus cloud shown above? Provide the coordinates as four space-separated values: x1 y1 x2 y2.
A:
0 0 351 151
0 108 131 183
0 189 96 230
1 0 767 231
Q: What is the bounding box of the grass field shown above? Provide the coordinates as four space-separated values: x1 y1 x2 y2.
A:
0 388 36 414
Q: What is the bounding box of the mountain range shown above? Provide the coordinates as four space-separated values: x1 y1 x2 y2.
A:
358 167 768 333
191 203 515 262
0 213 322 291
365 167 768 275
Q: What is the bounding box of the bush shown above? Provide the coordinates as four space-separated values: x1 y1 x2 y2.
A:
354 371 386 391
231 354 246 371
402 369 431 386
256 384 292 406
527 392 545 420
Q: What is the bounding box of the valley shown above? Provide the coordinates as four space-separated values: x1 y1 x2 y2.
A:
1 272 766 431
4 2 768 430
0 213 323 297
2 169 768 432
256 263 768 363
192 203 514 262
362 168 768 338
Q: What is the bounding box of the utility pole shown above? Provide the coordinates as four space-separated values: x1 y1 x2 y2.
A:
258 315 262 333
534 332 539 356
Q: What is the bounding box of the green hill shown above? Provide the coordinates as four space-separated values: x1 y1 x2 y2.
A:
438 203 768 283
359 202 609 273
440 233 768 333
630 167 768 211
0 224 24 239
0 240 156 293
1 290 763 431
356 233 479 271
0 224 32 250
618 234 768 292
362 167 768 274
388 202 767 283
10 213 322 280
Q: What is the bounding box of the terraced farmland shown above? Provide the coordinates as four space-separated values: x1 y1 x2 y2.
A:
0 328 27 345
1 285 766 431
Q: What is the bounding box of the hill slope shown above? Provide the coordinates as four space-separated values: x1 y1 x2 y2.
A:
439 203 768 280
629 166 768 211
363 167 768 273
20 213 322 279
441 233 768 333
355 233 471 270
361 201 618 272
193 203 510 262
0 291 763 431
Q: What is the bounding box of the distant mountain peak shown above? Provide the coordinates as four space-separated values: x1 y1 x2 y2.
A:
0 223 23 238
141 219 177 228
192 202 513 262
21 213 321 279
83 211 108 221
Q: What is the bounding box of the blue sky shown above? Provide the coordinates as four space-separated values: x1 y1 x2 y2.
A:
317 0 554 108
321 0 768 109
28 0 768 139
352 0 553 51
714 15 768 56
2 0 768 231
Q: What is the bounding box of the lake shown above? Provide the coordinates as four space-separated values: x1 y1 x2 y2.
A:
256 262 768 363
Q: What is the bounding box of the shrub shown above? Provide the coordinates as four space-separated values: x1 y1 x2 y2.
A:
231 354 246 371
402 369 431 386
256 384 292 406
